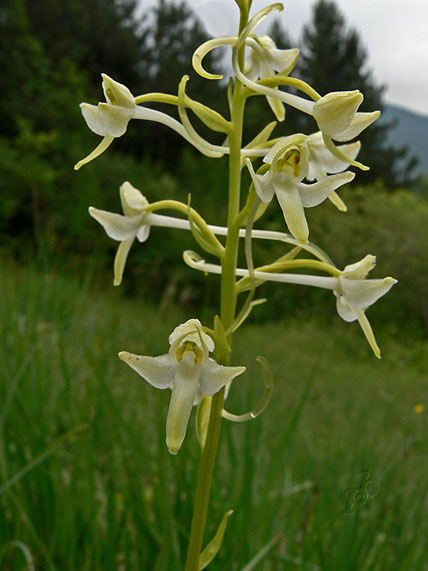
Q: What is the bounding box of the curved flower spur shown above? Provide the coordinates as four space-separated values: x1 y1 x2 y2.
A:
119 319 245 454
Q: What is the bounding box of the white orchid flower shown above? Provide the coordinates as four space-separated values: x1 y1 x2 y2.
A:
89 182 150 286
184 252 396 358
312 90 380 143
244 35 299 120
89 182 199 286
119 319 245 454
75 75 229 170
75 75 136 170
246 134 355 244
334 255 397 359
306 131 361 211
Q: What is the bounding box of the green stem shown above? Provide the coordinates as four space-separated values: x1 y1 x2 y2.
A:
184 15 248 570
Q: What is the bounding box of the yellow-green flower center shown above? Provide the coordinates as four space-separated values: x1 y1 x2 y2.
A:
275 148 301 178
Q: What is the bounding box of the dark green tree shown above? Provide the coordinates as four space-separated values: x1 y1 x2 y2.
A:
136 0 225 163
298 0 418 187
24 0 143 92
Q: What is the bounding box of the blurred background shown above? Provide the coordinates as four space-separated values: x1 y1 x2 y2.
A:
1 0 428 569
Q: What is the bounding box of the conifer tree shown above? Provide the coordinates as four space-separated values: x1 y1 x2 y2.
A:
299 0 417 187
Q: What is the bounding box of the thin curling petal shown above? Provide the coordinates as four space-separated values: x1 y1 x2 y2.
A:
114 238 135 286
200 359 245 396
166 353 201 454
74 135 114 170
118 352 175 389
192 37 235 80
355 308 381 359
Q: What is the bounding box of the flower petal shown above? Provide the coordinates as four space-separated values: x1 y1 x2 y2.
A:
118 352 175 389
333 111 380 142
269 46 300 75
200 359 245 396
120 181 149 215
343 255 376 280
246 160 275 203
354 308 381 359
274 181 309 244
340 277 397 309
74 135 115 170
136 224 150 242
335 293 358 322
101 74 135 109
307 131 361 180
298 171 355 208
169 319 215 353
80 103 108 136
96 103 134 137
166 353 201 454
88 207 140 240
114 237 135 286
313 91 363 137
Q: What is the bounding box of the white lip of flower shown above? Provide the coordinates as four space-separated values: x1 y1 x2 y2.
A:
184 252 397 359
75 75 231 170
246 134 355 244
119 319 245 454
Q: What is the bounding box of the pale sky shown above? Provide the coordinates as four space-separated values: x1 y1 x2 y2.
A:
140 0 428 117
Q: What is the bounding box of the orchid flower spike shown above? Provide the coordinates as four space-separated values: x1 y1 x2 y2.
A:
119 319 245 454
335 255 397 358
246 134 355 244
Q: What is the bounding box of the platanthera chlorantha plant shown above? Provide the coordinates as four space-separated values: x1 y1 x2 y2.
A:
75 0 396 567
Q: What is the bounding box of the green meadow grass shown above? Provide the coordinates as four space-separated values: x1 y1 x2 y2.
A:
1 259 427 570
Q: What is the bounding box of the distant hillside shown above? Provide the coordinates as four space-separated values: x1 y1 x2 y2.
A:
380 105 428 175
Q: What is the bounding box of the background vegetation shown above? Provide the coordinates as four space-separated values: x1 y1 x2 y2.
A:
1 0 427 568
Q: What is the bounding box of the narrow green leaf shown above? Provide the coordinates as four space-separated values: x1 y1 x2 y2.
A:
0 424 88 496
240 533 281 571
199 509 234 570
